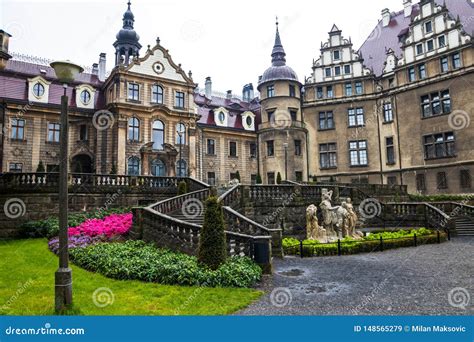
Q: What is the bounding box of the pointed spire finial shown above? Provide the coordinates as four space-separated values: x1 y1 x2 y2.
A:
127 0 131 9
271 18 286 67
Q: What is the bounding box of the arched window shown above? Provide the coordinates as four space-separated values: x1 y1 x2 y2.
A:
176 122 186 145
176 159 187 177
152 120 164 150
151 159 166 176
128 117 140 142
127 156 140 176
152 85 163 104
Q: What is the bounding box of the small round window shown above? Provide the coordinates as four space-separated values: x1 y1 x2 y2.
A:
246 116 253 127
33 83 45 97
80 90 91 104
218 112 225 123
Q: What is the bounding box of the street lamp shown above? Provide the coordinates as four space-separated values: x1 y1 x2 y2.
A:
50 60 83 312
283 142 288 181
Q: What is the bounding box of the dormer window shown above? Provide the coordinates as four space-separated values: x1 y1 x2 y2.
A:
28 76 51 103
424 21 433 34
246 116 252 126
33 83 45 98
75 84 96 109
242 111 255 131
80 90 91 105
218 112 225 123
333 50 340 61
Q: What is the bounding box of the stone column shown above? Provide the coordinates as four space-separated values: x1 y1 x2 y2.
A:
117 119 127 174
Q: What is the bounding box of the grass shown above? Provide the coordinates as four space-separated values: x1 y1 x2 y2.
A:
0 239 262 315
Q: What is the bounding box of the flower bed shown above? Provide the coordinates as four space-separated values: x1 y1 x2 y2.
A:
68 213 132 237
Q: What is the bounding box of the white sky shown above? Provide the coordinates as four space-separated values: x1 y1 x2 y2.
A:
1 0 416 94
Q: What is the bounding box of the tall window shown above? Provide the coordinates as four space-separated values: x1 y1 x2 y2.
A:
11 119 25 140
152 85 163 104
319 111 334 130
128 117 140 142
437 172 448 189
460 170 471 189
408 67 416 82
207 172 216 186
128 83 139 101
386 137 395 164
426 40 434 52
176 159 186 177
349 140 368 166
345 83 352 96
249 143 257 158
294 140 302 156
152 120 164 150
355 81 363 95
325 68 331 77
290 110 297 122
229 141 237 157
416 44 424 55
320 143 337 169
48 123 60 142
452 52 461 69
295 171 303 182
175 91 185 108
333 50 340 60
267 85 275 98
418 64 427 79
416 174 426 191
267 172 275 185
423 132 455 159
150 159 166 176
440 56 449 73
316 87 323 99
127 156 140 176
420 90 450 118
334 66 341 76
424 21 433 33
267 140 274 157
326 85 334 98
348 108 364 127
289 85 296 97
176 123 186 145
344 65 351 74
438 35 446 48
79 125 88 141
207 139 215 155
383 103 393 122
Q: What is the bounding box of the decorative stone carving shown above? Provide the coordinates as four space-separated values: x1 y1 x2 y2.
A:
305 204 326 241
341 198 363 239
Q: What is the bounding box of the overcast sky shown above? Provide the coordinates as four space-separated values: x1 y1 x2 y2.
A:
1 0 414 94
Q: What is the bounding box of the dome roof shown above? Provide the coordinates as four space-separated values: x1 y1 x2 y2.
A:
260 65 298 84
116 28 140 43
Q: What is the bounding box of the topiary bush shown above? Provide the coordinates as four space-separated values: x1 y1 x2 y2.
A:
256 174 262 184
276 172 282 184
235 171 241 182
177 180 188 195
36 161 45 173
198 196 227 270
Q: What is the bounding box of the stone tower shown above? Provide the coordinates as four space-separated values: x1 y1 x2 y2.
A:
113 1 142 66
257 20 308 184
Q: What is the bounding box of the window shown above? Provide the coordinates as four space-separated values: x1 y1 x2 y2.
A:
320 143 337 169
33 83 44 97
408 67 416 82
289 85 296 97
423 132 455 159
349 140 368 166
150 159 166 176
345 83 353 96
319 111 334 130
152 120 164 150
79 125 87 141
295 171 303 182
249 143 257 158
267 172 275 185
383 102 393 122
344 65 351 74
294 140 302 156
334 66 341 76
325 68 331 77
128 117 140 142
127 157 140 176
152 85 163 104
326 85 334 98
207 139 215 155
11 119 25 140
175 91 185 108
355 81 363 95
267 85 275 98
80 90 91 104
229 172 238 181
229 141 237 157
416 44 424 55
348 108 364 127
250 174 257 185
425 21 433 33
128 83 139 101
440 56 449 73
386 137 395 164
460 170 471 189
452 52 461 69
267 140 274 157
47 123 60 142
421 90 450 118
218 111 226 123
244 116 252 127
416 174 426 191
418 64 427 79
333 50 340 60
316 87 323 99
438 35 446 48
426 40 434 52
176 123 186 145
47 164 59 173
176 159 186 177
9 163 22 172
437 172 448 189
207 172 216 186
387 176 397 186
290 110 297 122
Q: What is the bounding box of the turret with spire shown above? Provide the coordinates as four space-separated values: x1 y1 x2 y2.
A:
113 1 142 66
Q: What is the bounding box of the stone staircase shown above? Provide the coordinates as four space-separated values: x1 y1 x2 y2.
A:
454 217 474 236
168 210 204 226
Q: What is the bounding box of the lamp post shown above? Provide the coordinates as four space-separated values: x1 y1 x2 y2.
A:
50 60 83 312
283 142 288 181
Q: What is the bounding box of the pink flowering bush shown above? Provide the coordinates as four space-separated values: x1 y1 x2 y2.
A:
68 213 133 238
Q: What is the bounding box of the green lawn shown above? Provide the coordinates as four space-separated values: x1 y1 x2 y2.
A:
0 239 262 315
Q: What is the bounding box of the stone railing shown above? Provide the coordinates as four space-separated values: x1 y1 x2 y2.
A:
149 188 211 214
300 181 408 197
428 202 474 218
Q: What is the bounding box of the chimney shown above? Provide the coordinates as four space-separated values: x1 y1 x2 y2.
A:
403 0 412 17
98 53 106 82
226 90 232 100
92 63 99 75
381 8 391 27
0 30 12 71
205 77 212 98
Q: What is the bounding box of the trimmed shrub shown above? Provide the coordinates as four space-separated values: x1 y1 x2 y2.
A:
177 180 188 195
36 161 45 173
235 171 241 182
276 172 282 184
408 193 474 203
198 196 227 270
256 174 262 184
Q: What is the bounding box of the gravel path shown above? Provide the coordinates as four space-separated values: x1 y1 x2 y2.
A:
239 237 474 315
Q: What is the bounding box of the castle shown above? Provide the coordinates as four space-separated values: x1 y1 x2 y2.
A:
0 0 473 194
